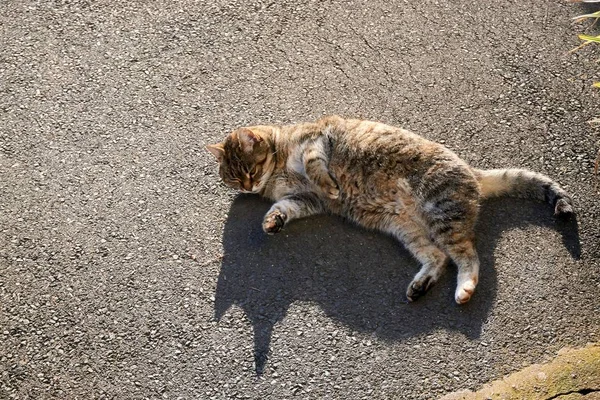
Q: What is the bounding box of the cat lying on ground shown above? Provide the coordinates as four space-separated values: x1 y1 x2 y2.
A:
207 116 573 304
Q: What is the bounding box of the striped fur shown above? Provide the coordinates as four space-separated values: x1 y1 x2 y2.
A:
207 116 574 304
474 168 573 215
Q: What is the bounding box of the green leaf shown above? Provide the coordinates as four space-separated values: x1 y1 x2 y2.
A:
573 11 600 20
588 118 600 125
593 82 600 88
579 34 600 43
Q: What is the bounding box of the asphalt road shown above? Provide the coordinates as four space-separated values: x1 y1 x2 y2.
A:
1 1 599 399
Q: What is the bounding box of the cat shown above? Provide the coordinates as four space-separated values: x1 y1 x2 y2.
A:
207 115 573 304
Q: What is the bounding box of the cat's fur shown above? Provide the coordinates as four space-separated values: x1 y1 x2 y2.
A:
207 116 573 304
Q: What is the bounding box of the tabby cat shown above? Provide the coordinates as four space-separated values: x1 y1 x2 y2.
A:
207 116 573 304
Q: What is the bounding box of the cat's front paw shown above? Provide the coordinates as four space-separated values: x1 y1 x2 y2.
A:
262 210 287 234
319 175 340 199
325 184 340 199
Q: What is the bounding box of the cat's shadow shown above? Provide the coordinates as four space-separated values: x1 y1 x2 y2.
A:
214 195 580 374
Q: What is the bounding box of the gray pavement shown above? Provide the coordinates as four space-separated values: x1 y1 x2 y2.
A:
1 1 599 399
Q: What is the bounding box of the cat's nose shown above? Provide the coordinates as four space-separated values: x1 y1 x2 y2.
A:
242 180 252 191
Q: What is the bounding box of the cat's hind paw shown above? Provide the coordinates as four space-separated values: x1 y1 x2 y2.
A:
406 275 434 302
262 210 286 234
455 278 477 304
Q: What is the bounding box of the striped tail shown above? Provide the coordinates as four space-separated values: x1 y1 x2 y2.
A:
473 168 574 216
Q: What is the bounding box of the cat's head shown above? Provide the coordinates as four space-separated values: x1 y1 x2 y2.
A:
207 127 274 193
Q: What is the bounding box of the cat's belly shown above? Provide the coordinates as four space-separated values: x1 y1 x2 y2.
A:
326 166 417 229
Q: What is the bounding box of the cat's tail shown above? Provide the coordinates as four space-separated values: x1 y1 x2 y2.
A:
473 168 574 216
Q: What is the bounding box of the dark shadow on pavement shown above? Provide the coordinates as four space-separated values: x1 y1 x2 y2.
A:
214 194 580 374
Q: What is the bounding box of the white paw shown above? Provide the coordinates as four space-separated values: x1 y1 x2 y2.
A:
455 279 476 304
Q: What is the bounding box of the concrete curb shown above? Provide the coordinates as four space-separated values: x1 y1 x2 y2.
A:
440 344 600 400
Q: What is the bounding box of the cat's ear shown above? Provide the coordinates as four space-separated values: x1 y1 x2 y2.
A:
237 128 263 153
206 143 225 161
